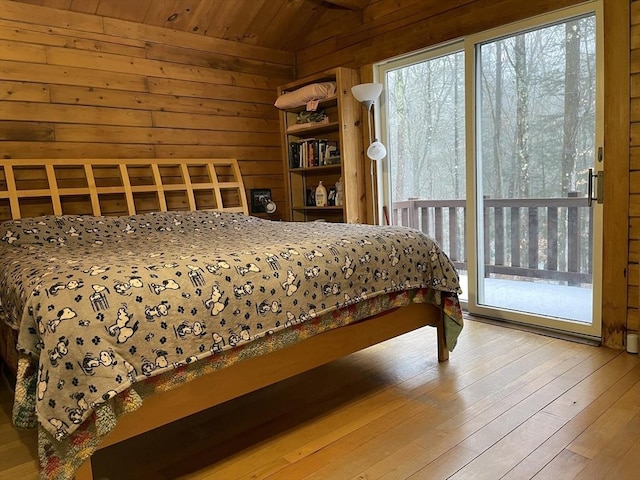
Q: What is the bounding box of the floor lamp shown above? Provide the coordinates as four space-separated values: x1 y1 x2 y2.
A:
351 82 387 224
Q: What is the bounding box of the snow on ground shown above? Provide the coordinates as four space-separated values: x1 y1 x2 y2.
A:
457 273 591 323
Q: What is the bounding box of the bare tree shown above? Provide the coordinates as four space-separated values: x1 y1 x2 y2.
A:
514 34 531 198
562 20 580 195
493 40 505 198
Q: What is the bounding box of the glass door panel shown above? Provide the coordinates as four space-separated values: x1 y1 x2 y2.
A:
380 46 467 301
472 11 601 334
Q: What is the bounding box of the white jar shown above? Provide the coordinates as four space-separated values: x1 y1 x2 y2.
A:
627 332 639 354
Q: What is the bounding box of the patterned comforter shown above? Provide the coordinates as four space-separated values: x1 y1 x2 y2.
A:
0 211 462 478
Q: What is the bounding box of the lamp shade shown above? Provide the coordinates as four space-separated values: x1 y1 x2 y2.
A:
351 83 383 104
367 140 387 161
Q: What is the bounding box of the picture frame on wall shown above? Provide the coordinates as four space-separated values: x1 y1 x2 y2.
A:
250 189 273 214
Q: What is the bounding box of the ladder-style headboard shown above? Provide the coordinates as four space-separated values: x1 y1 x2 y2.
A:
0 159 248 221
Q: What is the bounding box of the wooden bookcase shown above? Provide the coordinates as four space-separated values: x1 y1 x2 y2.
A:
277 67 366 223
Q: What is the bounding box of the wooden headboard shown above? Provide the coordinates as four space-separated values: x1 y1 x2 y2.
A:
0 159 248 221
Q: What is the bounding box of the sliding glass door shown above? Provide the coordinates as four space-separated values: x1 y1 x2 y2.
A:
468 5 602 337
378 2 602 338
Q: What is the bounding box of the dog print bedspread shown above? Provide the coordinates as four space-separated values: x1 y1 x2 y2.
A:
0 211 461 444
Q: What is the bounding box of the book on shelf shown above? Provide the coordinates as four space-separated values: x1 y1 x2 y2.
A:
289 139 340 169
289 142 301 168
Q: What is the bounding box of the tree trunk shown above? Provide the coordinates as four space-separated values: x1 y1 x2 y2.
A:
493 40 504 198
453 54 462 198
561 20 580 196
394 70 407 203
514 34 530 198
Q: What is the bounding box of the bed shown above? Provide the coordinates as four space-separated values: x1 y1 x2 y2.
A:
0 159 463 480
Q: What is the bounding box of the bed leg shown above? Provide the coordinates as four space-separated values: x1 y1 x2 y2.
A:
75 457 94 480
436 314 449 363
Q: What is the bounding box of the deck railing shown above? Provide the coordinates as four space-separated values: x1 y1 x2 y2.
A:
391 193 592 285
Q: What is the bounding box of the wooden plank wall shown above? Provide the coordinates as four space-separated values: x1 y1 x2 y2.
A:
295 0 588 78
0 0 295 220
297 0 632 348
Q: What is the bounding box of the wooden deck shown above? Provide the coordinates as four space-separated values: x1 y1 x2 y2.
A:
1 317 638 480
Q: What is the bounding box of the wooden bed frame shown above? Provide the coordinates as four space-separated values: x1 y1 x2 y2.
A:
0 159 449 480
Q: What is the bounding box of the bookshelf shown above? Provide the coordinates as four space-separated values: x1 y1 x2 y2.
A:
277 67 366 223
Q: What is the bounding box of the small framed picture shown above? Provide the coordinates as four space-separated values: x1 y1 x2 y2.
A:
250 189 272 213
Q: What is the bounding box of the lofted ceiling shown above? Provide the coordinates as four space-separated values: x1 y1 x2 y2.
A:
9 0 369 51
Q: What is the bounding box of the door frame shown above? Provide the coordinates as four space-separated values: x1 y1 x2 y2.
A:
372 0 628 347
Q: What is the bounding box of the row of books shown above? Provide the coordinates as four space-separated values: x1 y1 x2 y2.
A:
289 139 340 169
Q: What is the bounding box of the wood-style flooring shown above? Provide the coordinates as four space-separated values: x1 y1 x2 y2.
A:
1 318 638 480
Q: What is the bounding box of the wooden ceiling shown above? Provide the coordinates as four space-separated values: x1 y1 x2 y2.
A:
10 0 369 51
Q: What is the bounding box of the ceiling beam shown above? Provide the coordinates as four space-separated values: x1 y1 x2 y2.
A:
323 0 370 10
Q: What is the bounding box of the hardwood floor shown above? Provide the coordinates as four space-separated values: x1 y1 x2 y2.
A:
1 318 638 480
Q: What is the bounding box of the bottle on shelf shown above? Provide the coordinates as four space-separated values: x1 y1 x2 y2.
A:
315 181 327 207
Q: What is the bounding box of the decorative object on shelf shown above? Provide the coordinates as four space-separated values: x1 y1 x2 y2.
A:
250 189 277 214
328 187 336 206
306 188 316 207
315 181 327 207
325 142 340 164
286 110 330 132
296 110 326 124
335 178 343 207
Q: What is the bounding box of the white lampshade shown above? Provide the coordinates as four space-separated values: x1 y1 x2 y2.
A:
351 83 383 102
351 83 383 109
367 140 387 161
